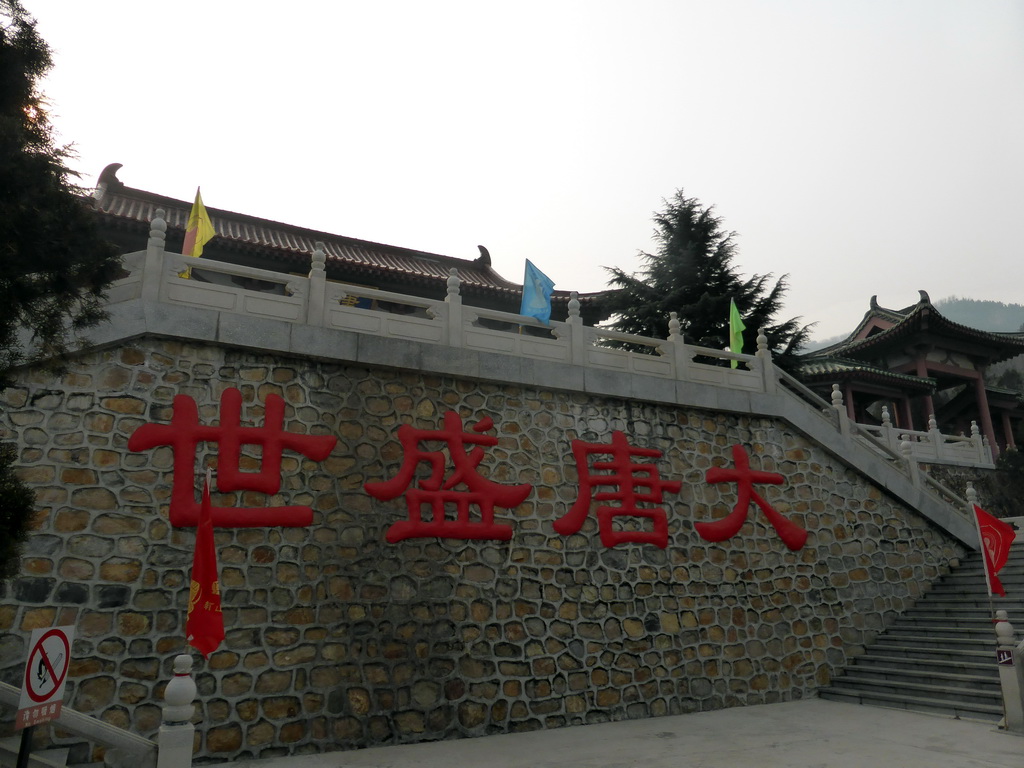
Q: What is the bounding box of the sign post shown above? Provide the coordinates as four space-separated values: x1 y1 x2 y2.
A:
15 625 75 768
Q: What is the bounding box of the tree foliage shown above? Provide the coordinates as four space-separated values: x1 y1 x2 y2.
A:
1 0 122 577
0 443 33 578
601 190 811 365
1 0 121 387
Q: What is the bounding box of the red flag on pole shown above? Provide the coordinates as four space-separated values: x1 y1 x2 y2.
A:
974 504 1016 597
186 471 224 657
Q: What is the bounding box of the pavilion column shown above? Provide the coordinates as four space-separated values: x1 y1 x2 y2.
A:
844 384 856 422
915 358 934 425
1001 410 1016 451
974 377 998 459
898 397 915 431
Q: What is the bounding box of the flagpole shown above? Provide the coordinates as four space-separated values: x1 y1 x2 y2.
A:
968 483 997 619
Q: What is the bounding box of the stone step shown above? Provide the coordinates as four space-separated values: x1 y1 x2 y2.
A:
928 576 1024 589
837 664 1000 693
902 606 1024 619
872 633 994 651
855 643 995 665
881 624 996 640
893 614 1015 629
907 597 1016 610
817 685 1003 723
851 652 998 678
823 672 1000 708
0 737 69 768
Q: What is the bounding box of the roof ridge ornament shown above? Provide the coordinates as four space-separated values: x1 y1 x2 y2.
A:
93 162 124 206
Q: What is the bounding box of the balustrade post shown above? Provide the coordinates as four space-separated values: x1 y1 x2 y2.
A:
142 209 167 303
830 385 851 437
566 292 585 365
306 242 327 326
445 269 463 348
756 327 776 393
927 414 944 461
985 434 996 461
899 436 921 488
994 611 1024 734
970 421 985 463
880 407 897 452
668 313 690 381
966 480 977 512
157 654 197 768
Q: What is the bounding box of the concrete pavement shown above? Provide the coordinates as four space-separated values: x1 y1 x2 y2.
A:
231 698 1024 768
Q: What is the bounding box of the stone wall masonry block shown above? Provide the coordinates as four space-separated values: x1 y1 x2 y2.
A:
0 337 965 761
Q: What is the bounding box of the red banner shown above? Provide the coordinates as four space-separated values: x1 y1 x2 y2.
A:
974 504 1015 597
186 474 224 657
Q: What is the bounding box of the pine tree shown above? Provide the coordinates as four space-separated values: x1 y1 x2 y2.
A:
1 0 121 386
602 190 811 364
1 0 122 576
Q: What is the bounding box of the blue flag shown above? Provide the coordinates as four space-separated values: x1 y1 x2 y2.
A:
520 260 555 325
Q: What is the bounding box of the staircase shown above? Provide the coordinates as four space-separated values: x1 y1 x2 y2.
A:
818 543 1024 722
0 737 70 768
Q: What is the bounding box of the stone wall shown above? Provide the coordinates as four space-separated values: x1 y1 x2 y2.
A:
0 337 964 761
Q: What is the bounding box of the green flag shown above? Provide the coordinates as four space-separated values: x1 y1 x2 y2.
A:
729 299 746 369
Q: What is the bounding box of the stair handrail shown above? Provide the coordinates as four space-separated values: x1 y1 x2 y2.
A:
0 680 157 768
920 471 969 516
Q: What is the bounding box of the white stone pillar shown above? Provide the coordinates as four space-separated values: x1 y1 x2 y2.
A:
306 242 327 326
900 436 921 488
566 292 585 365
756 327 776 394
142 209 167 303
668 313 690 381
445 269 463 348
994 611 1024 734
831 384 850 437
927 414 945 462
157 654 197 768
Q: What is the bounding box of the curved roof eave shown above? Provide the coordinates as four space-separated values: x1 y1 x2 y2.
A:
796 357 938 392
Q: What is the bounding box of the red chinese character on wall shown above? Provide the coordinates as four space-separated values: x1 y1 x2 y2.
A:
555 431 682 548
128 388 337 527
697 444 807 550
365 411 532 543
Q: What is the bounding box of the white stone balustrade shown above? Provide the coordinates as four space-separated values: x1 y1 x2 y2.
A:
105 214 995 477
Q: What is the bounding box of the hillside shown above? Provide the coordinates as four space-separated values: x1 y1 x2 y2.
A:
934 297 1024 333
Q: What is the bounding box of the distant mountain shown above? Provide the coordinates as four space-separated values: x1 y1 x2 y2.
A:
935 296 1024 333
802 333 847 353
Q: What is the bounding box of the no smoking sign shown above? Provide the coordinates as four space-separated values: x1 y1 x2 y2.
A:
17 625 75 729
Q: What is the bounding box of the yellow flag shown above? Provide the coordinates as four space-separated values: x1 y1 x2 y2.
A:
179 188 216 278
729 298 746 369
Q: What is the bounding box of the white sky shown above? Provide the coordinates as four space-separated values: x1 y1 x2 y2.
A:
24 0 1024 341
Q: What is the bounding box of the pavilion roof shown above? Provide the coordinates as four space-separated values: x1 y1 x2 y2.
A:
807 290 1024 366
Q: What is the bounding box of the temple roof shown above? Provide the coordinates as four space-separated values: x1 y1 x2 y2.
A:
796 356 937 392
807 290 1024 366
90 164 602 315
